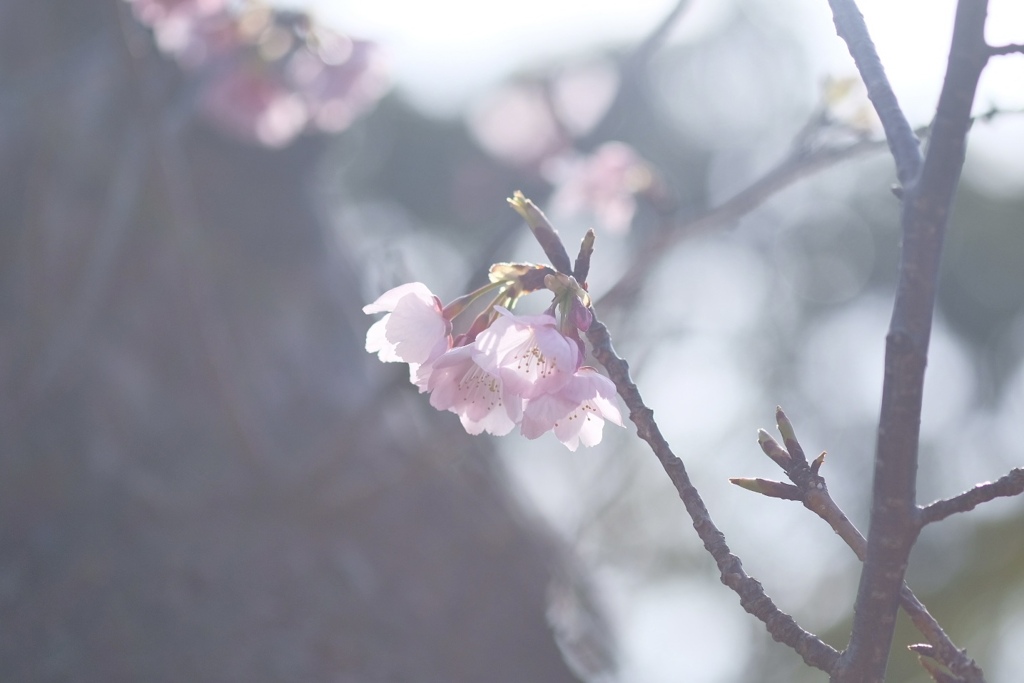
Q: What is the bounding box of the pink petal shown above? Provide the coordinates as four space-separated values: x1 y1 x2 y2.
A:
384 295 449 365
364 282 449 367
521 393 576 440
428 346 522 436
521 366 623 449
362 282 434 314
474 307 578 399
364 317 394 357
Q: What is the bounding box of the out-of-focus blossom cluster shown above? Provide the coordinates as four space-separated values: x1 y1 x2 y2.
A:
822 76 881 136
125 0 389 147
545 141 654 235
796 75 884 152
364 267 622 451
467 62 656 235
468 61 619 169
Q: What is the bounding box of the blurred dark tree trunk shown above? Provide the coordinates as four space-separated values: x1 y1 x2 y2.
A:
0 1 583 681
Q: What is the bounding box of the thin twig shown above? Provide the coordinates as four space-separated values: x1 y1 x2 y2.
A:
585 316 840 673
598 106 1022 312
919 468 1024 525
747 413 985 682
597 138 887 309
578 0 691 151
628 0 691 65
826 0 922 187
989 43 1024 56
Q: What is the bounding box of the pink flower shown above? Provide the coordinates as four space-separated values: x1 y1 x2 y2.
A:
125 0 227 29
473 307 579 399
127 1 389 147
545 141 652 235
363 284 623 450
125 0 235 66
198 65 310 148
521 367 623 451
364 282 451 388
427 346 522 436
289 36 390 135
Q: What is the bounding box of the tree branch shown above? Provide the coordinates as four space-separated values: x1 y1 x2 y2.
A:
598 106 1023 312
988 43 1024 56
833 2 992 681
743 411 985 683
597 136 886 309
578 0 690 151
826 0 922 187
919 468 1024 525
629 0 690 65
585 318 840 673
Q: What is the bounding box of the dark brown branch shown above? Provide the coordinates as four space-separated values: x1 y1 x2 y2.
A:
598 107 1023 312
585 317 840 673
834 2 992 680
919 468 1024 525
900 585 984 683
597 138 886 309
826 0 923 187
918 654 966 683
750 413 984 682
989 42 1024 56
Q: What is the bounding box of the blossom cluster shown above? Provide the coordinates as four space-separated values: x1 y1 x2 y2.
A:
364 273 622 451
125 0 388 147
545 141 653 235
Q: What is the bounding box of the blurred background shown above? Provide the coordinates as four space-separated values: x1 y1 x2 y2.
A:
2 0 1023 681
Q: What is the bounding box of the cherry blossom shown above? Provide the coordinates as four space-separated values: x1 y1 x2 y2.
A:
521 367 623 451
363 268 623 450
545 141 652 235
198 67 310 148
125 0 227 30
363 282 451 389
473 307 579 399
125 0 388 147
426 345 522 436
